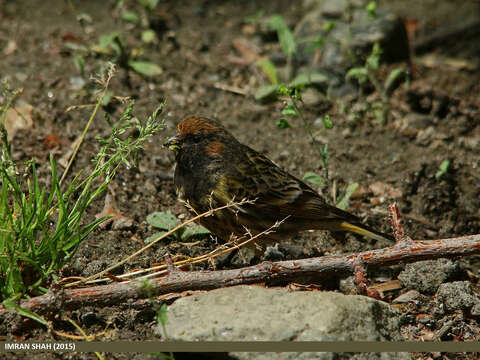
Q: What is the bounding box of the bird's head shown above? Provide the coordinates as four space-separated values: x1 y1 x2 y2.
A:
164 116 230 157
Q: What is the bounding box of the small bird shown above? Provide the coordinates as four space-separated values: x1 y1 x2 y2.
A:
165 116 393 246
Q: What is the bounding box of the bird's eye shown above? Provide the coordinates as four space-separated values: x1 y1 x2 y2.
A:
191 134 202 143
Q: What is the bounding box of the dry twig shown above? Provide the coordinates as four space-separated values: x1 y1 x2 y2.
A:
1 233 479 315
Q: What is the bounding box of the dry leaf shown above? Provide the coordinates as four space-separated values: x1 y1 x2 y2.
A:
43 134 60 149
231 37 261 64
58 134 82 168
3 39 17 55
95 193 134 230
370 279 403 292
4 104 34 140
369 181 403 205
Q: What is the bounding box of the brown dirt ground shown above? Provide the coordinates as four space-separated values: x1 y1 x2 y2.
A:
1 0 480 359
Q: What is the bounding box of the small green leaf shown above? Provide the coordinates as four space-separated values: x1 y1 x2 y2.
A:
73 55 85 74
122 11 139 23
146 211 178 230
436 160 450 179
289 73 328 88
303 172 324 187
372 102 385 124
158 303 168 325
128 61 163 77
102 91 113 106
294 87 302 100
366 43 382 70
256 58 279 85
384 68 406 93
366 1 377 18
139 0 159 11
254 84 278 102
276 84 289 96
3 299 49 326
181 224 210 240
267 15 297 56
282 102 297 116
336 183 359 210
323 115 333 129
346 67 368 83
145 231 168 243
323 21 335 32
277 118 291 129
94 32 122 55
141 29 157 44
305 36 325 54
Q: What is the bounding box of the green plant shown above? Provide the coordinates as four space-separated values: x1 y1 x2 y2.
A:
365 1 377 18
267 15 297 60
93 32 163 78
336 182 359 210
146 211 210 243
346 43 408 123
277 84 331 179
142 279 175 360
254 14 330 102
436 160 450 180
0 83 165 304
116 0 160 44
275 85 359 208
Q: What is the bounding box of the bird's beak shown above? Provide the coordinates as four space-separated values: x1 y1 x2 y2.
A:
164 136 181 153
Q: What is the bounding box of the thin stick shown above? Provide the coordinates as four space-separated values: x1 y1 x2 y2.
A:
59 65 115 185
3 233 480 315
63 199 252 288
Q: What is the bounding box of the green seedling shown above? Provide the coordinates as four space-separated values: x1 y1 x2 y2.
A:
276 85 332 187
346 43 408 123
139 0 159 11
267 14 297 81
142 279 175 360
256 58 279 85
303 35 325 54
266 15 297 58
303 172 324 187
277 117 291 129
93 33 162 78
336 182 359 210
366 1 377 18
436 160 450 180
122 10 140 23
146 211 210 243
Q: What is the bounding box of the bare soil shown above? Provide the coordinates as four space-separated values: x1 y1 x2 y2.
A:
1 0 480 358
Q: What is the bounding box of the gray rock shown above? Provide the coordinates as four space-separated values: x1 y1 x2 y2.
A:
404 113 434 130
161 285 402 342
471 303 480 316
393 290 421 304
338 276 357 295
397 259 460 294
320 0 348 18
436 281 480 312
295 0 409 72
230 352 411 360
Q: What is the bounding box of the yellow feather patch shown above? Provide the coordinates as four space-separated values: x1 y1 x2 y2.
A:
338 222 388 242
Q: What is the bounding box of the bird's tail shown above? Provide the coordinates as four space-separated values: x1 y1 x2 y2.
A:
328 220 394 242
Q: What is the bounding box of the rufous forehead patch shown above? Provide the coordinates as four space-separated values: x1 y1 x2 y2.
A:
177 116 222 135
204 140 224 155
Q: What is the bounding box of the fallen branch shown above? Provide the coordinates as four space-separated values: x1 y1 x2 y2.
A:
1 233 479 316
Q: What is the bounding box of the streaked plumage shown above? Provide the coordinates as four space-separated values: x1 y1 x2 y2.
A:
165 116 393 244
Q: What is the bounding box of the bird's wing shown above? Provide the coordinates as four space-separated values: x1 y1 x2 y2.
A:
215 146 358 222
